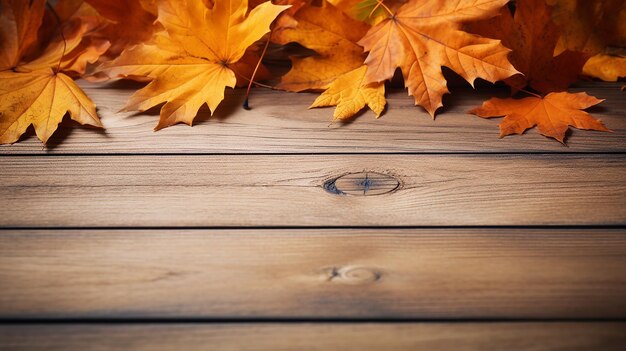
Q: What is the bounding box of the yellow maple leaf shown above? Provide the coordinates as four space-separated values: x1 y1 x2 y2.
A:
582 54 626 82
0 0 109 145
358 0 519 117
310 65 385 120
102 0 289 130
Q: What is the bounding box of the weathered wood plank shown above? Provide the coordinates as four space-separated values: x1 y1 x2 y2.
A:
1 229 625 319
1 323 625 351
1 82 623 154
1 155 624 227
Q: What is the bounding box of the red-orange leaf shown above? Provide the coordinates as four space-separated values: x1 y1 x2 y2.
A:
470 92 610 143
467 0 588 93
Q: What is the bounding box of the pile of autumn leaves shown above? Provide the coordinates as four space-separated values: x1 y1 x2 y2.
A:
0 0 624 145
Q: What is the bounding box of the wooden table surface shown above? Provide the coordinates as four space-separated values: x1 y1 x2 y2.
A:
1 81 625 350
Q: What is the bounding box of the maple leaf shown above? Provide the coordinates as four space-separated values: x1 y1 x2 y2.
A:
581 51 626 82
310 65 385 120
0 0 109 145
358 0 519 117
466 0 588 94
0 0 45 69
77 0 158 57
273 1 370 91
547 0 626 81
102 0 289 130
548 0 625 55
52 0 157 59
272 1 385 120
469 92 610 143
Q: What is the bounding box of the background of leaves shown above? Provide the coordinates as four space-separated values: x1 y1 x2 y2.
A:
0 0 624 145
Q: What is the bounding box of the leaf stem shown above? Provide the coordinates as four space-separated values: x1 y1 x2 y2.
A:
520 89 542 98
231 71 277 90
45 1 67 73
243 32 272 110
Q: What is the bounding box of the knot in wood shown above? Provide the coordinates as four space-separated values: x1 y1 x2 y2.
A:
324 172 400 196
323 266 382 284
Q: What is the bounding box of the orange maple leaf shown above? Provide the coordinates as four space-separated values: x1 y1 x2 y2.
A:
272 1 385 120
466 0 589 94
273 1 370 92
102 0 289 130
469 92 611 143
0 0 109 145
358 0 519 117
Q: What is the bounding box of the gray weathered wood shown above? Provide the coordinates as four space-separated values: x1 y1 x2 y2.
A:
1 323 625 351
1 155 624 227
1 229 625 319
0 82 623 154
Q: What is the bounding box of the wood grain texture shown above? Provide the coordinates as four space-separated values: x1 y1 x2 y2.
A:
1 323 625 351
1 229 625 319
0 82 623 154
1 155 625 227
